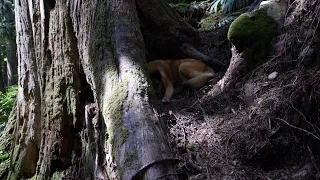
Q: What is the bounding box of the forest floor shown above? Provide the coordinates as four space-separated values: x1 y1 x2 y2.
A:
153 1 320 179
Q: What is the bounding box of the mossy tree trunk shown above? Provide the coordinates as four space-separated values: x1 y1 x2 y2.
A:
6 0 178 179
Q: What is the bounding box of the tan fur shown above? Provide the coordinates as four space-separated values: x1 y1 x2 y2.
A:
148 58 215 103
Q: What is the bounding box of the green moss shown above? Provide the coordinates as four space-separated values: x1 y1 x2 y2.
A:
186 142 195 151
27 175 36 180
102 66 128 146
199 12 223 31
123 151 138 168
228 8 277 41
227 8 277 66
51 171 62 180
200 12 238 31
104 86 126 145
119 127 129 145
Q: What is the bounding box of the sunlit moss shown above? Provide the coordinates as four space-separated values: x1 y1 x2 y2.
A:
51 171 62 180
228 8 276 42
102 66 128 145
228 8 277 66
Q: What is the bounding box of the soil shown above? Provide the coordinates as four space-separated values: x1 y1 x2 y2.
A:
152 0 320 179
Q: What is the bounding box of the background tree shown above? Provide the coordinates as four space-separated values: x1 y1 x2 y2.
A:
0 0 16 88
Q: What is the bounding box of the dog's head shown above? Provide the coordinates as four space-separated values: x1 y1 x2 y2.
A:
150 70 165 96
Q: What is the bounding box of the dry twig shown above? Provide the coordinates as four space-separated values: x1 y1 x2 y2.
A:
275 118 320 141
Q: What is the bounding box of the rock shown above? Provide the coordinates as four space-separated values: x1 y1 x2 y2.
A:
259 0 287 25
268 71 278 80
243 82 255 105
244 82 254 97
228 8 277 47
227 8 277 66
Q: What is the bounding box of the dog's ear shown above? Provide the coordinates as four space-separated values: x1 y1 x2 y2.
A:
150 70 161 79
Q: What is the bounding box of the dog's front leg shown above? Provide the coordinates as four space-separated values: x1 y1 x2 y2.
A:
162 83 174 103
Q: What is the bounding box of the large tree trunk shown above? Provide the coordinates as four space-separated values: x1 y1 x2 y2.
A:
7 0 177 179
6 41 18 86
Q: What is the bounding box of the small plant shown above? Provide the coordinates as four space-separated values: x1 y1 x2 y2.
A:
0 151 9 161
186 142 195 151
0 85 18 123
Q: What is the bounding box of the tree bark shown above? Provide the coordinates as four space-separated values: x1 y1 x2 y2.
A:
71 0 178 178
201 46 246 103
7 0 177 179
6 41 18 86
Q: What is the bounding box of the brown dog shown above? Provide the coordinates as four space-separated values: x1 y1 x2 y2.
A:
148 59 215 103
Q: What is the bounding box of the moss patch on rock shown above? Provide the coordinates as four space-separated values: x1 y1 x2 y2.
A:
200 12 238 31
228 8 277 66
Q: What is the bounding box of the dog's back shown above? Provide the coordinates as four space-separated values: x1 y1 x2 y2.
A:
148 59 215 102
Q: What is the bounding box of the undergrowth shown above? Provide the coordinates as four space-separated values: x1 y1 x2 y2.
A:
0 85 18 123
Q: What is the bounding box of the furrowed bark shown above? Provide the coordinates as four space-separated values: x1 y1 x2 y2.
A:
9 0 42 178
10 0 82 179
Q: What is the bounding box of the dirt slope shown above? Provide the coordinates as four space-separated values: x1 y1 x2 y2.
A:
153 0 320 179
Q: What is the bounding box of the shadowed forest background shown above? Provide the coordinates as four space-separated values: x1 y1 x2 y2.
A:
0 0 319 179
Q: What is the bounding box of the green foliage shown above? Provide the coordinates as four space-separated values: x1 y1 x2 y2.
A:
209 0 253 14
0 151 8 160
0 85 17 122
0 152 10 174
